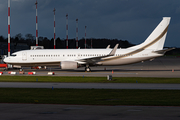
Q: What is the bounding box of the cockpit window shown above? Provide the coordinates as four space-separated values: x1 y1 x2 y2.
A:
11 54 17 57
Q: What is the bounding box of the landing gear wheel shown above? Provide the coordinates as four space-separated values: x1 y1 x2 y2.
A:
85 67 91 72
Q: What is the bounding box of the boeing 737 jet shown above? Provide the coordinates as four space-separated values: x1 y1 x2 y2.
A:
4 17 173 72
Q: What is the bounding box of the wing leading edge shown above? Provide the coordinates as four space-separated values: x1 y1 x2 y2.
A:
77 44 119 65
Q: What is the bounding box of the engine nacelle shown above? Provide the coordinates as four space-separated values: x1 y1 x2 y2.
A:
60 61 78 69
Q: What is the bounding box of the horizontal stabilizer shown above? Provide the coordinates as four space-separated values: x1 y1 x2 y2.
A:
152 48 175 54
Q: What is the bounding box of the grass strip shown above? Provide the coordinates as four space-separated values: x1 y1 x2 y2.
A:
0 88 180 106
0 76 180 83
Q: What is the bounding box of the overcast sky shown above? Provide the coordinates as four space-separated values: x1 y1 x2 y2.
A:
0 0 180 47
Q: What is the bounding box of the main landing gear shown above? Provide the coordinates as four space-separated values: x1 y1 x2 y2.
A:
85 65 91 72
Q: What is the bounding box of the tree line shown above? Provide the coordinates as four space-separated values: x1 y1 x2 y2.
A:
0 33 134 49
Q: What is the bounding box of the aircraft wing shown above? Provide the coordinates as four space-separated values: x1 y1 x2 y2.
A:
152 48 175 54
77 44 119 65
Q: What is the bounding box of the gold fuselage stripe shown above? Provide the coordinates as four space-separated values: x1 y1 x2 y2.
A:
103 25 169 62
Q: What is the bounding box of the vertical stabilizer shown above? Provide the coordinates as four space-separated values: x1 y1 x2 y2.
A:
128 17 171 50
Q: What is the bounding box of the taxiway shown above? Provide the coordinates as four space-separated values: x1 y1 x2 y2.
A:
1 104 180 120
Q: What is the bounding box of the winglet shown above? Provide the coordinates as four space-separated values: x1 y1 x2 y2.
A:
109 44 119 55
106 45 110 49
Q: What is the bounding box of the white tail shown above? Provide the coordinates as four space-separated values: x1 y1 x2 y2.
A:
128 17 171 50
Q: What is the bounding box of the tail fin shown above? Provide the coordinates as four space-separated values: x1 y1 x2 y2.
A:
128 17 171 50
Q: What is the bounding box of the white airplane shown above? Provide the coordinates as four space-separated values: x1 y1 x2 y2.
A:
4 17 174 72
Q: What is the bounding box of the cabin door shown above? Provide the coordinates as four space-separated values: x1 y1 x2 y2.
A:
22 52 27 61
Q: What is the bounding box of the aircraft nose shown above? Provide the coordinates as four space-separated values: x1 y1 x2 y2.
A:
3 57 8 63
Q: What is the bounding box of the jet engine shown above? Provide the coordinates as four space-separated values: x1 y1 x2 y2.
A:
60 61 78 69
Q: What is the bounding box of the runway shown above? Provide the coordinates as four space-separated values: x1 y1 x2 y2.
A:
1 82 180 90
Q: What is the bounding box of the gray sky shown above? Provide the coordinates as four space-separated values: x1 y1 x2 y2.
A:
0 0 180 47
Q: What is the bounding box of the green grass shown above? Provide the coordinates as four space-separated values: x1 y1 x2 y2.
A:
0 88 180 106
1 76 180 106
0 76 180 83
